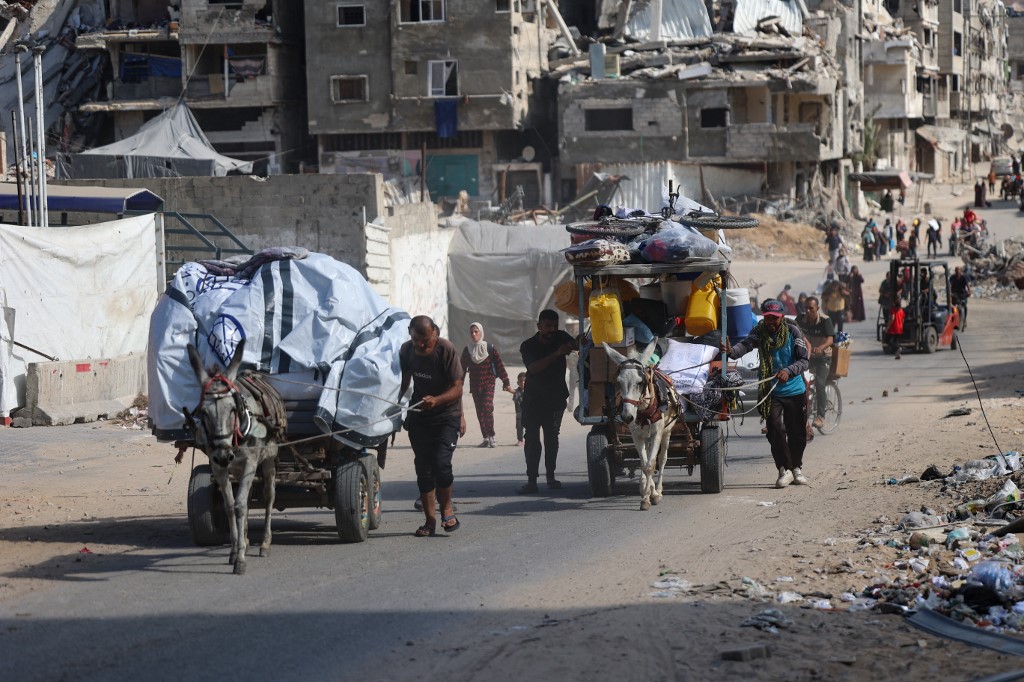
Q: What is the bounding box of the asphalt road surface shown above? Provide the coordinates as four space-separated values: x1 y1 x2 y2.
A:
1 195 1021 681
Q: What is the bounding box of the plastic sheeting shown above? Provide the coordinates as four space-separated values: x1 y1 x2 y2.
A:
0 214 159 414
447 220 571 359
69 102 253 179
625 0 712 41
733 0 803 36
148 252 410 448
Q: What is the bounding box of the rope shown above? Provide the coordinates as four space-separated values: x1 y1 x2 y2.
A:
675 380 779 420
956 338 1003 454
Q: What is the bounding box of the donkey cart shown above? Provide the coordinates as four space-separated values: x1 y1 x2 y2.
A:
182 376 383 548
572 259 734 499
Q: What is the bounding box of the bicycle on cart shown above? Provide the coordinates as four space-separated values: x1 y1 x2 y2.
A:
806 370 842 435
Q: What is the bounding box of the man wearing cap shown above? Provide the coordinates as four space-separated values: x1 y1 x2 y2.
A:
723 299 811 488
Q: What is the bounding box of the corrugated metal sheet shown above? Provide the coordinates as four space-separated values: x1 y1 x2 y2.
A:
625 0 712 41
733 0 803 36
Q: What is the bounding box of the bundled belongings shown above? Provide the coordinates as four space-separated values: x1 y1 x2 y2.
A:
148 248 410 448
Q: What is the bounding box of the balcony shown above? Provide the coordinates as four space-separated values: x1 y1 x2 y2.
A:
725 123 832 162
113 76 182 101
868 91 924 119
179 7 275 44
76 27 177 50
922 91 950 119
185 72 278 106
862 39 917 66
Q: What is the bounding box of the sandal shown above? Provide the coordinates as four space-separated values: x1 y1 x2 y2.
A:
414 521 436 537
441 515 461 533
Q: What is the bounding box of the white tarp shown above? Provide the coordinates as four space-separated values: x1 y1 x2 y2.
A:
0 213 159 414
733 0 804 35
148 251 410 448
70 102 253 179
625 0 713 41
447 221 571 358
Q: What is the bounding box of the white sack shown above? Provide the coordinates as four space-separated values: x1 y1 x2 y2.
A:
659 339 719 394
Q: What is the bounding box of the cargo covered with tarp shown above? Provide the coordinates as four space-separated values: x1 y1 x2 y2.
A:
148 249 410 448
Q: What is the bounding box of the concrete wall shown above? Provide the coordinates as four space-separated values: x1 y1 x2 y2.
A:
388 203 457 336
20 355 147 426
59 175 388 273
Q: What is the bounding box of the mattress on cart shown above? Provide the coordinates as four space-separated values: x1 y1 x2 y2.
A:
148 249 410 448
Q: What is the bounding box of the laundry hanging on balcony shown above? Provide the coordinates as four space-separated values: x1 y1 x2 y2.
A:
228 56 266 82
434 99 458 139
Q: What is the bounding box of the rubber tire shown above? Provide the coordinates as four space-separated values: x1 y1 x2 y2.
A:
565 220 646 238
187 464 229 547
679 214 759 230
951 333 958 351
586 430 613 498
699 425 725 494
923 326 938 354
819 382 843 434
360 453 382 531
333 459 369 543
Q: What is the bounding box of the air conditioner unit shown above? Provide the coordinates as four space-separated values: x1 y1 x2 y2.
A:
605 54 621 78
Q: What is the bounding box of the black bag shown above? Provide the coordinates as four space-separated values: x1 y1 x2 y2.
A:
624 298 676 336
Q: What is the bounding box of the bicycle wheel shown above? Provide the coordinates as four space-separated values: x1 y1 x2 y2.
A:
677 213 760 230
819 382 842 434
565 219 647 238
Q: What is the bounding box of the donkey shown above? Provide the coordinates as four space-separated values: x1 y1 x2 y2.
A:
185 338 281 575
603 340 681 511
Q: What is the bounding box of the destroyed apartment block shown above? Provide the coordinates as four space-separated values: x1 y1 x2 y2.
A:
551 21 846 209
72 0 304 175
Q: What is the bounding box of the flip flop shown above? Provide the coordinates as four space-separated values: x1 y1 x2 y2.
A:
441 515 460 533
414 521 436 537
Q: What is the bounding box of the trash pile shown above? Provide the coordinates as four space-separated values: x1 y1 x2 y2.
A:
112 393 148 430
649 450 1024 635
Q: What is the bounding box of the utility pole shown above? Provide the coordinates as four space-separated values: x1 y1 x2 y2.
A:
33 44 47 228
14 44 32 227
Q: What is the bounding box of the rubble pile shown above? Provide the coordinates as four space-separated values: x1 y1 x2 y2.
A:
650 449 1024 635
961 237 1024 300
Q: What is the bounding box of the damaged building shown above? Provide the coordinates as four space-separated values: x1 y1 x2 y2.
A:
551 0 849 212
304 0 557 208
74 0 307 174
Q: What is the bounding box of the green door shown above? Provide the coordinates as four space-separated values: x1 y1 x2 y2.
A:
426 154 478 198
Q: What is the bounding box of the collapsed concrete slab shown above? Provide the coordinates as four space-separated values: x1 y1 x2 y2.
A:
15 354 146 426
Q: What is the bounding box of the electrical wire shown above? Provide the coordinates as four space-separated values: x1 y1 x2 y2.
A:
957 337 1003 454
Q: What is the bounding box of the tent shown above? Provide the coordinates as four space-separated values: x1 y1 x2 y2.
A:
447 220 571 360
65 102 253 179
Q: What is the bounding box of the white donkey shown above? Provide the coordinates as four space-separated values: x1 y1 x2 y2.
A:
604 340 681 510
186 339 281 575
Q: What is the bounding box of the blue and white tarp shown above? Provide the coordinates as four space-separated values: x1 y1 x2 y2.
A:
148 250 410 448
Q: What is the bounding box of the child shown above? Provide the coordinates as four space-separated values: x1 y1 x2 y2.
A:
512 372 526 446
886 301 905 360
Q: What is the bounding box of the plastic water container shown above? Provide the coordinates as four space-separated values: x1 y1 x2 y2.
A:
685 280 719 336
589 287 624 345
725 288 753 341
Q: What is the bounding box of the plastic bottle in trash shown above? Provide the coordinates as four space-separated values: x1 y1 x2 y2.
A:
971 562 1014 591
589 286 624 345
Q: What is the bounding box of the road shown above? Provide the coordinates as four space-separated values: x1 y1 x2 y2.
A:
1 193 1022 681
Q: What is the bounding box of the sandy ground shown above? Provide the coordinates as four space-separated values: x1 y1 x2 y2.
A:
3 187 1024 680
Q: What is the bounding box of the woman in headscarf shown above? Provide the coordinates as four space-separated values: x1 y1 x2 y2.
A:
848 265 866 322
461 323 512 447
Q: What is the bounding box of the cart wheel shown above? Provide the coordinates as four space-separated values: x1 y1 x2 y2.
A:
360 453 382 531
818 382 842 434
333 459 369 543
699 425 725 494
187 464 229 547
923 326 938 354
586 429 613 498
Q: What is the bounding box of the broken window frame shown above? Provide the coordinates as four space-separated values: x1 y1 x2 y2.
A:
583 108 634 132
400 0 446 23
428 60 459 97
336 4 367 27
496 0 512 11
331 75 369 103
700 108 729 129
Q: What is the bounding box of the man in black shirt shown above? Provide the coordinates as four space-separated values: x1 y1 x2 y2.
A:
400 315 466 536
517 309 578 494
797 296 834 429
951 266 971 330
